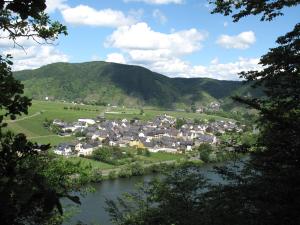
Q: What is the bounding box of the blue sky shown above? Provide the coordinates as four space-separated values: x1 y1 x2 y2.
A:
2 0 299 80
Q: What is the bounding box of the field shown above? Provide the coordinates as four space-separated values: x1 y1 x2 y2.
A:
4 100 232 146
4 100 106 145
105 108 231 122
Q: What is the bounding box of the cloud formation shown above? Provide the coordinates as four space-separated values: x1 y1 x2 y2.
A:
106 22 207 58
3 46 68 71
45 0 68 13
61 5 138 27
106 53 127 64
105 52 260 80
104 22 259 80
217 31 256 49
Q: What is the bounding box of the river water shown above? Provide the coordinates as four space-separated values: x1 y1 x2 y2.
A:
63 163 227 225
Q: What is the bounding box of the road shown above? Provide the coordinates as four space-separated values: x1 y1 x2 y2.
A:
6 111 45 123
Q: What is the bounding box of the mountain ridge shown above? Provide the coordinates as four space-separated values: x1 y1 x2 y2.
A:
13 61 258 109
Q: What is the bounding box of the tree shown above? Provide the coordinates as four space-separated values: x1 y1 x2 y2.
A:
197 143 213 162
0 1 78 224
210 0 300 22
191 103 196 113
139 108 144 115
207 1 300 224
92 148 112 163
175 118 186 129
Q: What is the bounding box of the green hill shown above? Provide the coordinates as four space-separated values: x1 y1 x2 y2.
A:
14 61 259 108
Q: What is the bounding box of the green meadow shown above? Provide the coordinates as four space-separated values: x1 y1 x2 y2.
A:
4 100 106 146
105 108 231 122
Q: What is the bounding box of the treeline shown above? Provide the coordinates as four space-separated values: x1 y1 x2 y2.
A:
85 146 151 166
86 161 187 182
63 106 100 112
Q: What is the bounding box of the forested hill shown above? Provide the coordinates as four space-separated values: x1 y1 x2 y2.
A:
14 61 259 108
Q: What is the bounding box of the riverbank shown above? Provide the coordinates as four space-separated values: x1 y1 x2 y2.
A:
64 148 243 185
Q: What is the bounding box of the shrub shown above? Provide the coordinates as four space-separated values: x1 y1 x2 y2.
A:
130 162 145 176
108 171 118 179
118 167 132 178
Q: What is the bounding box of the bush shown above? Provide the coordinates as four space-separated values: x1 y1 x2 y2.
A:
108 171 118 179
118 167 132 178
130 162 145 176
89 169 102 183
198 143 214 163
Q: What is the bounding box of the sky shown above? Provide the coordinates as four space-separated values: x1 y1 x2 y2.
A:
1 0 299 80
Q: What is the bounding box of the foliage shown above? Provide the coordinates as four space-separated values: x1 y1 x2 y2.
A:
108 171 118 180
212 2 300 225
0 132 83 224
139 108 144 115
91 147 133 165
197 143 214 163
117 166 132 178
89 169 103 183
210 0 300 22
191 103 196 113
0 55 31 124
130 162 145 176
91 147 113 163
175 118 186 129
136 148 150 157
0 1 73 224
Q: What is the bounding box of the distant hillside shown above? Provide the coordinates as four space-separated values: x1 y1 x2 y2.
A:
14 61 260 109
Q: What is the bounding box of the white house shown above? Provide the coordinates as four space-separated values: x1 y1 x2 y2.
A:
76 143 95 156
54 143 74 156
78 119 96 125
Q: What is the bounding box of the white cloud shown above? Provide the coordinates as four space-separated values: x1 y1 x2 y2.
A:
106 52 260 80
46 0 68 13
190 57 261 80
217 31 256 49
106 22 207 58
152 9 167 24
151 57 260 80
106 53 127 64
61 5 138 27
103 22 259 80
124 0 183 4
3 46 69 71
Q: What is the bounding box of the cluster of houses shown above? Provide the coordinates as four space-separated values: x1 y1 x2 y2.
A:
196 102 221 113
54 114 242 156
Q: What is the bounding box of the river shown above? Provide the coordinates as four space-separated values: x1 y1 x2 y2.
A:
63 162 228 225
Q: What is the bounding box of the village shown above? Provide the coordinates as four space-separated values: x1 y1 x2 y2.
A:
53 114 243 157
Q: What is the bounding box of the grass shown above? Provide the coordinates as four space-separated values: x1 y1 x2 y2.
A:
29 135 76 146
147 152 186 162
4 100 106 145
105 108 233 122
